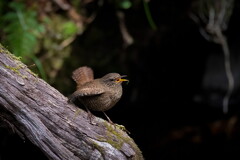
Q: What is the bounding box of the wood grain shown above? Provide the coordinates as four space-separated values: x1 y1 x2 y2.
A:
0 45 143 160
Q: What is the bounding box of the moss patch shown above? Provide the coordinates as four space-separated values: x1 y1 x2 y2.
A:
101 121 144 159
102 122 126 149
3 64 27 79
0 44 22 61
0 44 38 78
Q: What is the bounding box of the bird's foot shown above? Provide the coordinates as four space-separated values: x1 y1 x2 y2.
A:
87 110 97 125
102 112 130 134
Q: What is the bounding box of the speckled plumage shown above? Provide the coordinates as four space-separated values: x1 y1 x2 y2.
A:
68 66 127 123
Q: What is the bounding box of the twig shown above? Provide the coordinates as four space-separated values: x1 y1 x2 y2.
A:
215 27 234 113
190 0 234 113
116 11 134 48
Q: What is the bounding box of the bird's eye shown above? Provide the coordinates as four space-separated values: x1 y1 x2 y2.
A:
110 78 115 81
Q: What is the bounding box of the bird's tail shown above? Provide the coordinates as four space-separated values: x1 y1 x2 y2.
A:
72 66 94 88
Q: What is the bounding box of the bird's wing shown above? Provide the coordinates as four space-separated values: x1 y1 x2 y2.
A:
68 87 104 102
75 87 104 96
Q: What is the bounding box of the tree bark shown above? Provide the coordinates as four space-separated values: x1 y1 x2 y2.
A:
0 44 143 160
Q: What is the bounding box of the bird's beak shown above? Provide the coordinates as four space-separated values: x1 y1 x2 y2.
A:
116 75 129 83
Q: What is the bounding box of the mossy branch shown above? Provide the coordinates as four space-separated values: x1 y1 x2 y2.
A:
0 44 143 160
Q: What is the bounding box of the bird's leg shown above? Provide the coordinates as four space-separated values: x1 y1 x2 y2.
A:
85 107 96 125
102 112 114 124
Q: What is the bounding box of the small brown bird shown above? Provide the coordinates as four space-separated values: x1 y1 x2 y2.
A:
68 66 128 124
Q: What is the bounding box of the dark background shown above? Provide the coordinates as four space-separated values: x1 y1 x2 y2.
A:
1 0 240 159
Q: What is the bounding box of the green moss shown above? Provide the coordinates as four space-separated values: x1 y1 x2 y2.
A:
0 44 22 61
90 140 105 156
7 52 22 61
105 135 124 150
101 122 130 149
0 44 23 68
68 108 83 121
0 44 38 78
102 121 144 159
28 70 39 78
3 64 27 79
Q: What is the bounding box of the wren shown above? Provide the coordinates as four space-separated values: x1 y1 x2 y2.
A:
68 66 128 124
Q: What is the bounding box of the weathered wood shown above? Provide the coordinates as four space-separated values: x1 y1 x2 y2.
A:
0 45 143 160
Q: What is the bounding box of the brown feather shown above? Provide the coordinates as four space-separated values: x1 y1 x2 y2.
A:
72 66 94 88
